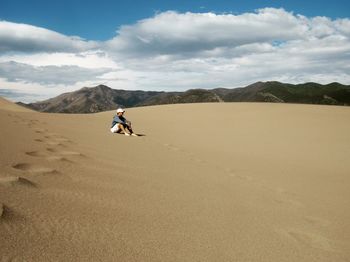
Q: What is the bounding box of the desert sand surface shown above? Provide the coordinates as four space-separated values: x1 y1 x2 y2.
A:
0 97 349 261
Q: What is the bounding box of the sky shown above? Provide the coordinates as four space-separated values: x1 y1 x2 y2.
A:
0 0 350 102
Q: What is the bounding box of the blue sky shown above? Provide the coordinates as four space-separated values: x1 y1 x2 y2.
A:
1 0 349 40
0 1 350 102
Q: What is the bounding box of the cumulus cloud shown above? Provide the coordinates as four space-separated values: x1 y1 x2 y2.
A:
0 21 98 53
106 8 309 58
104 8 350 63
0 8 350 102
0 61 112 85
0 50 120 68
102 8 350 88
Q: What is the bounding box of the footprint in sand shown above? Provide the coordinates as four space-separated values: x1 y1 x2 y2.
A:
279 228 334 252
0 204 12 220
46 156 73 163
38 134 73 147
44 133 70 140
46 141 67 147
46 148 85 157
0 204 18 221
34 128 47 134
34 138 45 143
47 139 72 147
25 151 47 157
26 150 73 163
0 176 36 187
54 137 72 143
46 146 86 160
25 119 39 127
59 151 85 157
46 147 58 153
0 203 4 218
12 163 59 175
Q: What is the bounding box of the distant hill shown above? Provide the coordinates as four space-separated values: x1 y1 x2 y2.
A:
20 81 350 113
21 85 163 113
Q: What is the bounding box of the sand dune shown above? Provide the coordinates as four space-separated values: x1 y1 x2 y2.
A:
0 97 349 261
0 176 36 187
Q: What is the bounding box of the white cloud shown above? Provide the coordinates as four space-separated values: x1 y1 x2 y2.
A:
103 8 350 89
0 61 113 85
0 21 98 53
105 8 308 58
0 50 119 68
0 8 350 102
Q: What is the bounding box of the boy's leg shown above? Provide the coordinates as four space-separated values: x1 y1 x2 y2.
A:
119 124 131 136
127 125 133 133
126 125 138 136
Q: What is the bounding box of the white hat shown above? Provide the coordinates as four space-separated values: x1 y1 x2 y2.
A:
116 108 125 113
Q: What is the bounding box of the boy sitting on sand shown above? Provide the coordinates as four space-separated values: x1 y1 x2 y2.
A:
110 108 138 136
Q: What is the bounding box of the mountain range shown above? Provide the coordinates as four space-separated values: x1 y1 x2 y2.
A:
18 81 350 113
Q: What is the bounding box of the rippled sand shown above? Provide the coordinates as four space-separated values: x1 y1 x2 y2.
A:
1 97 349 261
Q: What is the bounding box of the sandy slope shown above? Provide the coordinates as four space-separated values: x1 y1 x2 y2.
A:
0 98 349 261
